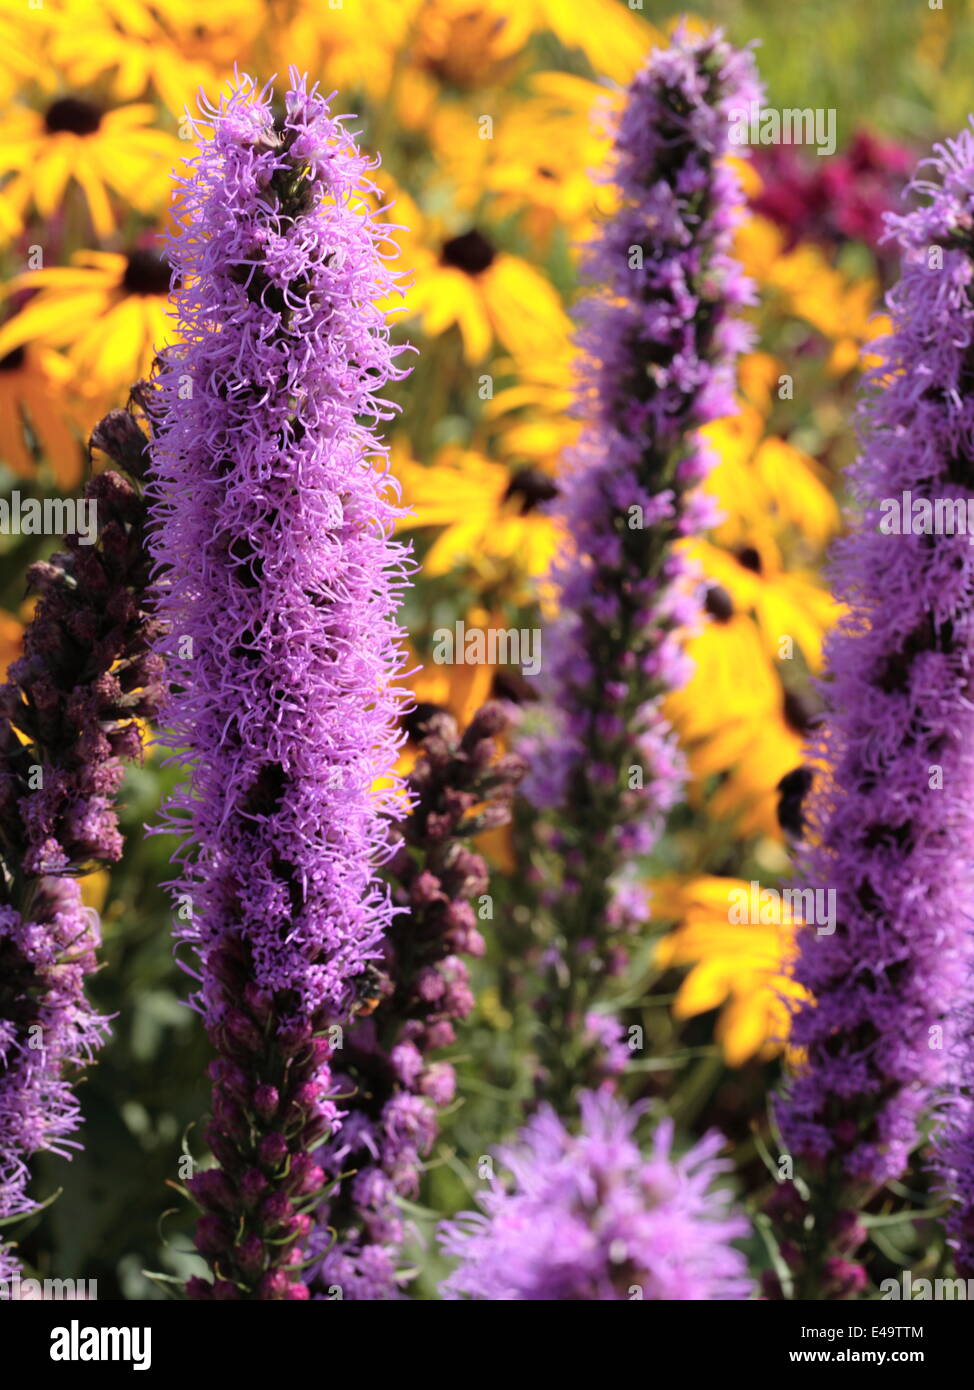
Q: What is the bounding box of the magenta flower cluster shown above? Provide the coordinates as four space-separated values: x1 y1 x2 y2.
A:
438 1090 752 1301
148 72 410 1297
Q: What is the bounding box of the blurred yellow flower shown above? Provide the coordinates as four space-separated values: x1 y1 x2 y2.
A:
0 98 182 237
430 72 618 247
397 445 561 595
653 875 805 1066
401 0 657 88
48 0 405 111
486 336 578 472
684 537 839 672
408 0 529 88
0 0 58 105
736 214 886 374
0 342 82 487
665 608 807 839
702 405 841 552
0 250 174 400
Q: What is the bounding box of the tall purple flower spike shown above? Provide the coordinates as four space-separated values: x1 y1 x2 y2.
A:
519 28 760 1086
438 1089 752 1301
148 72 411 1298
774 123 974 1287
0 398 161 1276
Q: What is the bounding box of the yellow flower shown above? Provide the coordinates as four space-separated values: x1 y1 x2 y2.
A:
736 214 886 374
387 183 572 363
683 537 839 672
407 0 530 88
0 342 83 488
529 0 660 83
664 610 808 839
0 98 182 237
0 0 58 105
397 444 561 603
47 0 258 111
653 875 805 1067
48 0 405 112
702 391 841 552
428 72 619 248
400 0 657 88
486 332 578 474
0 250 174 400
396 445 561 596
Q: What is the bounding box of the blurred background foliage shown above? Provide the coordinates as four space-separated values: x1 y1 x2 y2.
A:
1 0 972 1297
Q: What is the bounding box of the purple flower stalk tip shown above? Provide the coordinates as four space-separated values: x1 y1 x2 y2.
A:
775 124 974 1241
438 1090 752 1301
147 72 410 1298
525 27 760 837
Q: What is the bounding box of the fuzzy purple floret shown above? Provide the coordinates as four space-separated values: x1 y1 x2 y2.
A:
0 884 109 1240
152 72 410 1023
438 1090 752 1301
777 125 974 1200
523 29 760 872
148 72 410 1296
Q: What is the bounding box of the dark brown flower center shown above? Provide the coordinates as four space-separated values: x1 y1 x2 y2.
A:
0 346 26 372
44 97 103 136
441 229 496 276
704 584 734 623
122 250 171 297
504 467 558 513
735 545 763 574
783 690 818 736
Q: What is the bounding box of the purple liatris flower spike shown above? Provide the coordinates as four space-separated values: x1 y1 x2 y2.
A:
519 27 760 1088
0 395 160 1275
438 1090 752 1300
306 704 525 1300
773 123 974 1287
147 72 410 1299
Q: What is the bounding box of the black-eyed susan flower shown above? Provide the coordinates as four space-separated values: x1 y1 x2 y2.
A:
701 406 841 553
0 96 182 237
684 537 839 671
49 0 403 111
653 876 805 1067
396 445 561 595
388 184 570 363
0 249 174 401
664 593 811 839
